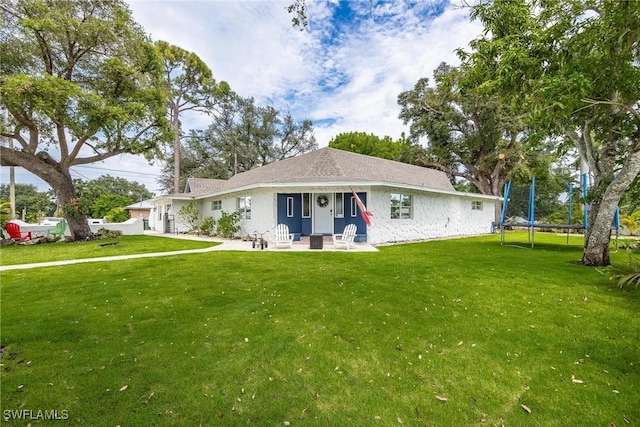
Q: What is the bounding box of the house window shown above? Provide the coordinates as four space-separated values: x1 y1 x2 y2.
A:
472 201 483 211
287 197 294 217
391 193 412 219
302 193 311 218
237 196 251 219
211 200 222 211
350 197 357 217
335 193 344 218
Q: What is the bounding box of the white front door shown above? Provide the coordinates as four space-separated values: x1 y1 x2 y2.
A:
313 193 333 234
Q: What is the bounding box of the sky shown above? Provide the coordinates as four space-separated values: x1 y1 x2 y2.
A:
0 0 483 196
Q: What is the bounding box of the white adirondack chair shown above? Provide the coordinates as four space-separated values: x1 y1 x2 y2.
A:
272 224 294 249
332 223 358 250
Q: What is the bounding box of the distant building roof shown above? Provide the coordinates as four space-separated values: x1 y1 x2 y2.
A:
124 200 155 210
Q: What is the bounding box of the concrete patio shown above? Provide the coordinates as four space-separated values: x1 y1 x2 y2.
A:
145 230 379 252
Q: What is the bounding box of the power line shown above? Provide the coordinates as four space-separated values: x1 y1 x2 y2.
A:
72 165 161 177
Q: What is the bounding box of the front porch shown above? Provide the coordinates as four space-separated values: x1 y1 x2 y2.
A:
276 191 369 242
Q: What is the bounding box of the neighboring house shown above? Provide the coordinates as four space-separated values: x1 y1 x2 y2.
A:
124 199 156 230
151 147 498 244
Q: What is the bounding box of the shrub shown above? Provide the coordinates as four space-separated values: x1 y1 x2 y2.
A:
620 211 640 236
200 216 216 236
105 207 129 223
216 211 240 238
177 201 200 233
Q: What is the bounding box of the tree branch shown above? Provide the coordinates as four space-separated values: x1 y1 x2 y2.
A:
71 147 131 166
417 158 478 184
581 98 640 124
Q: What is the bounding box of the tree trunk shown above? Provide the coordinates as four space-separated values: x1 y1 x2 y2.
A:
52 171 94 241
581 147 640 266
491 177 505 226
582 227 611 266
172 105 181 193
582 187 612 265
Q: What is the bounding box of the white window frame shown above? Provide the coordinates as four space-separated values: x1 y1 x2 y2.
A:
287 197 294 217
390 193 413 219
350 197 357 217
302 193 311 218
472 201 483 211
211 200 222 211
237 196 251 219
334 193 344 218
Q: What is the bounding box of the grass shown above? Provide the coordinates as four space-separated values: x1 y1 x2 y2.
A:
1 233 639 426
0 235 219 266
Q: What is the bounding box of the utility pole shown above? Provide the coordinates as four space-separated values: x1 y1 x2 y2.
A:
3 108 16 219
9 144 15 220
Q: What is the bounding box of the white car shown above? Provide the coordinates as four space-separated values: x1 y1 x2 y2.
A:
39 217 64 226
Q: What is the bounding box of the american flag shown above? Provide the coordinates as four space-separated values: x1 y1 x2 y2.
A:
350 187 373 226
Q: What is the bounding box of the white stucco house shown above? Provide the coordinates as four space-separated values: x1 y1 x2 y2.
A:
150 147 498 244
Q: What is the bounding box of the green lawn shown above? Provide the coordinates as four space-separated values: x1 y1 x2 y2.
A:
1 233 638 426
0 235 219 266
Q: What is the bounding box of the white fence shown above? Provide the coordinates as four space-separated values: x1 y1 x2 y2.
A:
7 218 144 238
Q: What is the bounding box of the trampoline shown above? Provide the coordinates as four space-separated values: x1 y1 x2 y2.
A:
499 175 619 249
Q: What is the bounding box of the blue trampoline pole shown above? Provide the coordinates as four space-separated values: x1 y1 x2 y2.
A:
500 181 512 245
529 176 536 248
500 181 511 226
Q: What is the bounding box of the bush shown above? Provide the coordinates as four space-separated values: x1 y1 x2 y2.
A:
200 216 216 236
105 207 129 223
177 201 200 233
216 211 240 238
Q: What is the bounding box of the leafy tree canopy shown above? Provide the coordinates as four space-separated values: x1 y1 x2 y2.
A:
159 94 316 192
461 0 640 266
74 175 152 213
91 194 134 219
328 131 411 161
0 0 173 240
398 62 559 221
0 183 55 221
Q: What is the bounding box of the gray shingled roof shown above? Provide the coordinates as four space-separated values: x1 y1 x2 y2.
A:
223 147 455 191
185 177 227 196
172 147 455 198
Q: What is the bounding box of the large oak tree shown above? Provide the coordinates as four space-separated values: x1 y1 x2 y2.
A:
398 62 544 222
0 0 172 240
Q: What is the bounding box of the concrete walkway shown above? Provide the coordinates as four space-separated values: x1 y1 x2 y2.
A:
0 232 377 271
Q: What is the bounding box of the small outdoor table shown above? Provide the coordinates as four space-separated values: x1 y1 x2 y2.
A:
309 234 323 250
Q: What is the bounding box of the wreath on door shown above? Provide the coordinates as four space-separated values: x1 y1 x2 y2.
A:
316 195 329 208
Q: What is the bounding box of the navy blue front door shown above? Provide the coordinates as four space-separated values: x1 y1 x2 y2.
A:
276 192 367 240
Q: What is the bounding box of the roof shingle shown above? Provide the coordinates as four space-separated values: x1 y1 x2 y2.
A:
177 147 455 196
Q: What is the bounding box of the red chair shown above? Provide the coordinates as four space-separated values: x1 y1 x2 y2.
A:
4 223 33 241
